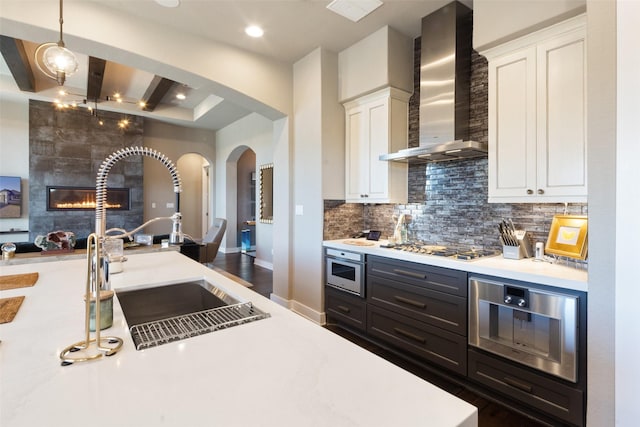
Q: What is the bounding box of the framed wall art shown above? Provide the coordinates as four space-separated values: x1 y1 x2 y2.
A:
545 215 588 260
0 176 22 218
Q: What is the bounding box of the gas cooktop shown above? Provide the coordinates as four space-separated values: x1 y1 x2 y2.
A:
390 243 500 261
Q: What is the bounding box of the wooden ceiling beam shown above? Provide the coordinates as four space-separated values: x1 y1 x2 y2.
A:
141 75 175 112
86 56 106 102
0 36 36 92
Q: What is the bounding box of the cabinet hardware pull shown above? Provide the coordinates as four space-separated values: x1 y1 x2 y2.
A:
537 189 544 195
394 295 426 309
337 305 351 313
392 269 426 279
527 189 534 195
393 327 426 344
503 376 533 393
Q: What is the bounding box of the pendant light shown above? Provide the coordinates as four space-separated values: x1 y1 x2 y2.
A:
34 0 78 86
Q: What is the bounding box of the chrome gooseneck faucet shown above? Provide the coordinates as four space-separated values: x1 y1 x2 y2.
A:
59 147 183 365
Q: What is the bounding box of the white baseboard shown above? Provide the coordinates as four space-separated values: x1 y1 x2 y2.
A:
269 293 291 309
291 300 326 325
221 246 241 254
254 258 273 270
268 294 326 325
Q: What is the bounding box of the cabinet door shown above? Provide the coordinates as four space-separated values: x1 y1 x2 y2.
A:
368 305 467 376
325 286 367 332
344 88 408 204
345 105 367 201
486 16 587 203
365 98 390 201
536 29 587 199
488 47 537 200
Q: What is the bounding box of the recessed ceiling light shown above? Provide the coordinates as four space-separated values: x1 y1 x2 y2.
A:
176 93 186 100
154 0 180 7
245 25 264 38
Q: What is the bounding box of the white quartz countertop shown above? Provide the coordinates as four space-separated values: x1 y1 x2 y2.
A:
0 251 477 427
324 239 588 292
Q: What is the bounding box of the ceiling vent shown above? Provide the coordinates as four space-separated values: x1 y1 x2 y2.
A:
326 0 383 22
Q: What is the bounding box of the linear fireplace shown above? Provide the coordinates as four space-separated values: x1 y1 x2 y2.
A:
47 186 130 211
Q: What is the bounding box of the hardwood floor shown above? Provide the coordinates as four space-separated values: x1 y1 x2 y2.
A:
209 252 555 427
209 252 273 298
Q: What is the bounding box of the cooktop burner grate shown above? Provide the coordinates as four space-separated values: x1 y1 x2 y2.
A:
392 243 499 260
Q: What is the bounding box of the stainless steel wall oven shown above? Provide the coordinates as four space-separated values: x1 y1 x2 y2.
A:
469 276 582 383
325 248 365 297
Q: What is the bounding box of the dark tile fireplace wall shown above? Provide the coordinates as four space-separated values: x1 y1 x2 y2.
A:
324 38 587 250
29 100 144 241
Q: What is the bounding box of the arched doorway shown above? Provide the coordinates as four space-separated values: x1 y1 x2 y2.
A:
177 153 211 239
236 149 256 255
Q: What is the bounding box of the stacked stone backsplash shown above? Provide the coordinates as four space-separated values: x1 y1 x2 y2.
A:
324 38 587 251
29 100 144 242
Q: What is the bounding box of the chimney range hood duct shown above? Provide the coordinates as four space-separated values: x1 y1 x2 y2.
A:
380 1 487 164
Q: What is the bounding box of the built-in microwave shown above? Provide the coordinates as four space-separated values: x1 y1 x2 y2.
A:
325 248 365 297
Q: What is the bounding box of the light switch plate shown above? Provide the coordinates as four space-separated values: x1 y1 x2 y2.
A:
295 205 304 215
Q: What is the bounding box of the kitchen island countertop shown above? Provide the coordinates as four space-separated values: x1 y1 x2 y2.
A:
324 239 588 292
0 251 477 427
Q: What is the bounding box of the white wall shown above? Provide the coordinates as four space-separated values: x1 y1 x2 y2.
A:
321 50 345 201
0 95 29 242
338 26 413 102
271 117 292 304
473 0 586 51
215 113 274 268
585 1 617 425
142 121 216 236
615 1 640 425
291 48 342 322
176 153 209 239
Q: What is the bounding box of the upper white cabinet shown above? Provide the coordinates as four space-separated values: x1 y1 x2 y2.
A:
483 15 587 203
344 87 410 203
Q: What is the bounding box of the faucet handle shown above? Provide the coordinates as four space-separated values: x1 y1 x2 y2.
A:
170 212 184 244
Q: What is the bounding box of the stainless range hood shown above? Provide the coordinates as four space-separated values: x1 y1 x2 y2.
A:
380 1 486 164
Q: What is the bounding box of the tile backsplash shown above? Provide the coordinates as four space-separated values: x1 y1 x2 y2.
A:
323 38 587 252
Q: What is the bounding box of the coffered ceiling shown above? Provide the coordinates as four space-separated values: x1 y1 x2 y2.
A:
0 0 458 131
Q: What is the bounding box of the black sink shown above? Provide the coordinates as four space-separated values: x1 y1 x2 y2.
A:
115 279 269 350
116 280 232 326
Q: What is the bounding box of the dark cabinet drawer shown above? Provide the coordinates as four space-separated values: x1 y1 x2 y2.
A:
367 255 467 297
367 274 466 335
367 305 467 376
325 286 366 331
468 349 584 426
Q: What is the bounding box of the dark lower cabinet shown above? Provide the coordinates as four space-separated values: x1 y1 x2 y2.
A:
366 256 468 376
468 348 584 426
324 253 585 426
367 305 467 375
325 286 367 332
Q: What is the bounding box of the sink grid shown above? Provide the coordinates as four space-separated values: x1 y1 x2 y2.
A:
128 302 270 350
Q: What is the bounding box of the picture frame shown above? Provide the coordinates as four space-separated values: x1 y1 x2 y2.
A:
545 215 588 260
0 176 22 218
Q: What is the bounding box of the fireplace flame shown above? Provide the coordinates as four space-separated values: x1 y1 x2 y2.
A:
55 201 122 209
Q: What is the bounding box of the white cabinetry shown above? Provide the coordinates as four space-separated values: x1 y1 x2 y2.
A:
484 15 587 203
344 87 410 203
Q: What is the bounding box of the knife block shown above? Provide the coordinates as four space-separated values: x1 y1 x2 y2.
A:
502 244 527 260
501 231 534 260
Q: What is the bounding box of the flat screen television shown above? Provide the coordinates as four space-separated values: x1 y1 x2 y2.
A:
0 176 22 218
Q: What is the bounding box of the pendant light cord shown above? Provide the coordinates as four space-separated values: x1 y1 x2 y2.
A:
58 0 65 47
